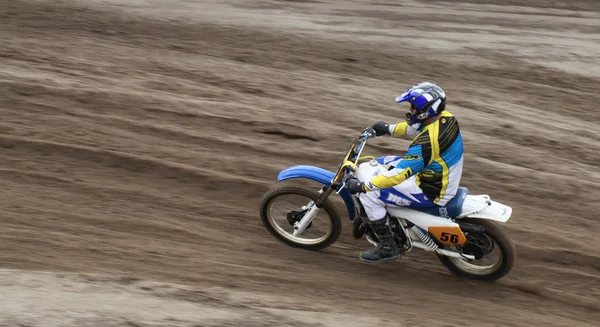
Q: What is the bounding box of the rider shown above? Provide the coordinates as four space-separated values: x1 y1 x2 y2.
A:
346 82 464 263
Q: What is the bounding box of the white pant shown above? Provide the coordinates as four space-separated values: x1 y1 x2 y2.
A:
358 175 434 221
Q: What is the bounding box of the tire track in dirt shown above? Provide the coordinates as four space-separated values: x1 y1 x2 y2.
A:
0 269 402 327
1 0 599 326
0 134 271 204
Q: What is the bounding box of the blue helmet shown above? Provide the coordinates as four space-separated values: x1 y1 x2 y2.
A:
395 82 446 125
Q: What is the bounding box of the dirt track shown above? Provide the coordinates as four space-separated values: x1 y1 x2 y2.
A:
1 0 600 326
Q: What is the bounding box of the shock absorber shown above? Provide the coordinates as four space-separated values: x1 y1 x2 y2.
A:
411 226 438 251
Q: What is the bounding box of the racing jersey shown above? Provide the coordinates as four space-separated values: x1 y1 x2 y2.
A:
364 111 464 206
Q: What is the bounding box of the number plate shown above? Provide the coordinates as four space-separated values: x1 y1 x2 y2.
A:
428 226 467 245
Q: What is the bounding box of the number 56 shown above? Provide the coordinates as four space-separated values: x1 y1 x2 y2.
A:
440 232 459 243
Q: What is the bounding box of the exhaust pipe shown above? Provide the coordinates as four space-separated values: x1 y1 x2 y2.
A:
457 221 485 234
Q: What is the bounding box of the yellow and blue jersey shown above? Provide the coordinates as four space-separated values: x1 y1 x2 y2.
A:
365 111 464 206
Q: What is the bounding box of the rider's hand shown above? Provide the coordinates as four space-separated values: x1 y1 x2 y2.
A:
360 127 376 139
346 177 366 194
372 120 391 136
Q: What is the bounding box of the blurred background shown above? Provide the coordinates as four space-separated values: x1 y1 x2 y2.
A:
1 0 599 326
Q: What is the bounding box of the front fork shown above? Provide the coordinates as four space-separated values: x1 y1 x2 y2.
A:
292 184 337 237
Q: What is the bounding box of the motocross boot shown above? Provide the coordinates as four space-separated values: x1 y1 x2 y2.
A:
360 216 401 263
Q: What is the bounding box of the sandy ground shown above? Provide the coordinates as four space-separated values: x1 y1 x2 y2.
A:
1 0 599 326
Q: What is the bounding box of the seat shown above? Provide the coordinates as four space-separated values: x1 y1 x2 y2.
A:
415 187 469 218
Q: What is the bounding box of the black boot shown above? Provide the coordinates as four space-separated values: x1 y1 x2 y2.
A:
360 217 401 263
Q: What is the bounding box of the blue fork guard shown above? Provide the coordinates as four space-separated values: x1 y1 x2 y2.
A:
277 165 356 221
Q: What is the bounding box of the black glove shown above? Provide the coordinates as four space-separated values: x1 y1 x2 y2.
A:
372 120 390 136
346 177 366 194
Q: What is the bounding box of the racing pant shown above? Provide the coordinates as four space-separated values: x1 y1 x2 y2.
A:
358 156 435 221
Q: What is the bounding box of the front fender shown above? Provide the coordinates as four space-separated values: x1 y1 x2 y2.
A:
277 165 356 220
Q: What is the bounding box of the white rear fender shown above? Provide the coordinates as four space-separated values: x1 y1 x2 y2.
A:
458 195 512 222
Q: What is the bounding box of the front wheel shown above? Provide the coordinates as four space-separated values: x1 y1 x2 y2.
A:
437 218 516 281
259 186 342 251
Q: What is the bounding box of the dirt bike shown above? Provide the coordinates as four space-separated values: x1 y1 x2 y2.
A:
259 130 516 281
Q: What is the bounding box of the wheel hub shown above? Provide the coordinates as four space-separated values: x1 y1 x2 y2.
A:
286 209 312 230
461 243 485 260
462 234 494 260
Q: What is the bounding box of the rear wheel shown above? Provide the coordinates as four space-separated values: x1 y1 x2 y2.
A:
437 218 516 281
259 186 342 251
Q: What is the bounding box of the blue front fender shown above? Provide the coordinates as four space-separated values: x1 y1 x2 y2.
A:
277 165 356 220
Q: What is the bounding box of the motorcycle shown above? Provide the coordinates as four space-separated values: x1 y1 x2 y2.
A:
258 130 516 281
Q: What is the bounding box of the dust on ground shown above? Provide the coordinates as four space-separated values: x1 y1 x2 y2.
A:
1 0 599 326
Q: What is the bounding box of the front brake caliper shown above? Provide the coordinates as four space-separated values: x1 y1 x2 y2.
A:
286 210 312 230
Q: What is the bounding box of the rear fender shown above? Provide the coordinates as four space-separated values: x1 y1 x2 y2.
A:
457 195 512 222
277 165 356 220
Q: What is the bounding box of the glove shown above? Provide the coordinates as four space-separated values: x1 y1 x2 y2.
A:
346 177 366 194
360 126 376 139
372 120 390 136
